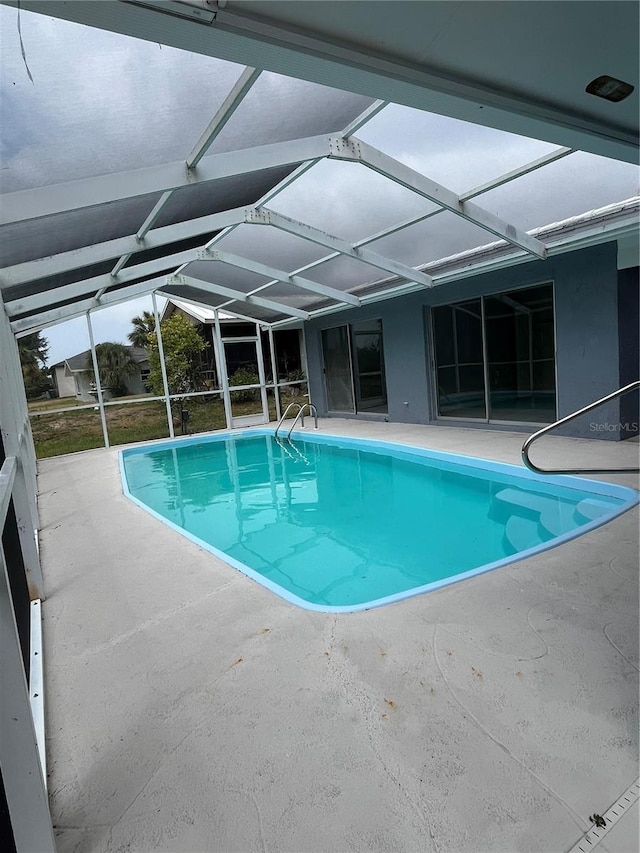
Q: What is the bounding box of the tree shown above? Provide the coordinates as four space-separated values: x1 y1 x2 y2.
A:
128 310 156 348
18 331 51 399
147 314 207 408
86 342 138 397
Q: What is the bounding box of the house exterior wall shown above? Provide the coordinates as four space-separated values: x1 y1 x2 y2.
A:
52 365 76 399
74 372 94 403
124 370 149 396
305 242 628 440
74 368 149 403
54 361 150 402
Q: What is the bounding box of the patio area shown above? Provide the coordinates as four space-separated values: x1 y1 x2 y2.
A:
38 421 638 853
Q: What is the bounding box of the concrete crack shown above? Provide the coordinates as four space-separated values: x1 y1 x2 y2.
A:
250 791 268 853
433 625 586 834
114 725 198 828
436 622 547 662
607 557 638 585
74 580 240 662
603 621 639 672
524 604 551 660
322 617 440 851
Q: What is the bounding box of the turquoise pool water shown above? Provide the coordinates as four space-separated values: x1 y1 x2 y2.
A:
120 431 637 612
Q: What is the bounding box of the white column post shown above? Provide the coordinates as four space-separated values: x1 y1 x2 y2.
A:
0 541 56 852
152 293 175 439
300 325 311 404
255 323 269 422
0 299 43 599
86 311 110 449
213 310 232 429
267 326 281 421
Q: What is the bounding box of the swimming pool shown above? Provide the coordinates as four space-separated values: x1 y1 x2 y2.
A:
120 431 638 612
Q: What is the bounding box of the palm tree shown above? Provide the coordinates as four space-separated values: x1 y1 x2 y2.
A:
128 311 156 348
87 343 138 397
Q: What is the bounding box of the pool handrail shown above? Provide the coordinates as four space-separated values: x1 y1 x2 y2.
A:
286 403 318 440
522 380 640 475
274 402 303 438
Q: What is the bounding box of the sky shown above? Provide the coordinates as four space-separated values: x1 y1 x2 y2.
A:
42 296 163 367
2 5 638 368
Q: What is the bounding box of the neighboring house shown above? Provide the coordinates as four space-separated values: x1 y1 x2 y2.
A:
163 298 304 387
50 347 150 402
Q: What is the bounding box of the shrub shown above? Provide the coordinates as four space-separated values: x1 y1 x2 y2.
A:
229 367 260 402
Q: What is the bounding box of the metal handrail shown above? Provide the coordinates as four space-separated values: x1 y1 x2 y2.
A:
286 403 318 440
522 380 640 475
274 402 303 438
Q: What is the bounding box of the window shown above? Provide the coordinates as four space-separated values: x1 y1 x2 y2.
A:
431 283 556 424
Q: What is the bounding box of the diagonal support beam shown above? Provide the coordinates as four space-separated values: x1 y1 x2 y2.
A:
110 190 176 278
354 147 575 249
136 190 176 239
187 67 262 168
5 246 201 318
340 99 387 138
328 136 548 259
253 159 320 209
166 274 310 320
204 248 361 307
0 134 333 226
0 207 247 289
9 277 171 335
247 208 433 287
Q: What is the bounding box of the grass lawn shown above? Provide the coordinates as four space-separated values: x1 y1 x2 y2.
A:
29 391 309 458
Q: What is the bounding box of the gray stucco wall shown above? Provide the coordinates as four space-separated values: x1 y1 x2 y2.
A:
618 265 640 439
305 242 626 439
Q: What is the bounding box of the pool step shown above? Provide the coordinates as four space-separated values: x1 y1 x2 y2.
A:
494 488 569 539
504 515 542 553
574 498 614 523
539 505 575 538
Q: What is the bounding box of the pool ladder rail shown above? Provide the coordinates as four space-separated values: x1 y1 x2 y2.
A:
274 402 319 440
522 380 640 475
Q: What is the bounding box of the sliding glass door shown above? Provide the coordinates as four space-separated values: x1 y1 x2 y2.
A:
484 286 556 423
431 283 556 424
352 320 387 413
321 320 388 414
432 299 486 419
322 325 355 413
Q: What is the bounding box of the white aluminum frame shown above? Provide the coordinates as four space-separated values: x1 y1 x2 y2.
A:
327 137 548 258
1 135 334 225
245 208 433 287
167 273 310 320
203 248 363 306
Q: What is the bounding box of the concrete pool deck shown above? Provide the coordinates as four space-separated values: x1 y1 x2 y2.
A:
37 421 638 853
